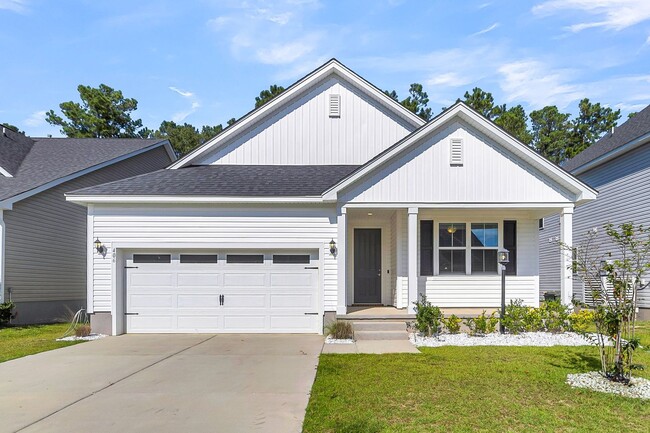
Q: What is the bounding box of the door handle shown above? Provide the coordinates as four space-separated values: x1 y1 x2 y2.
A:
124 312 139 316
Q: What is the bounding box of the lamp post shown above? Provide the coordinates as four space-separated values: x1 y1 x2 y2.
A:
498 248 510 334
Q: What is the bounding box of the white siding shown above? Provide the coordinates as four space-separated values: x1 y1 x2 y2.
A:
424 276 539 307
90 205 338 312
196 75 415 166
341 121 576 204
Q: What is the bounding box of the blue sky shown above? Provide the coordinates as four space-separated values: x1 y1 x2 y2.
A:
1 0 649 137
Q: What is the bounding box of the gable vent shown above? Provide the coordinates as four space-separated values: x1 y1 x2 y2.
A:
329 94 341 118
450 138 463 166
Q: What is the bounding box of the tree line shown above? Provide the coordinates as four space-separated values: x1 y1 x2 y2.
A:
43 81 627 164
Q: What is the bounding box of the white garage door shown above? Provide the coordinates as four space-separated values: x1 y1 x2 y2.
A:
124 251 320 333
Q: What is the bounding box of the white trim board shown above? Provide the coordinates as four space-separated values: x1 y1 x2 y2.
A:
0 140 176 210
168 59 426 170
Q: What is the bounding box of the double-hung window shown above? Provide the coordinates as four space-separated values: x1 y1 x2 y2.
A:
470 223 498 273
439 223 466 274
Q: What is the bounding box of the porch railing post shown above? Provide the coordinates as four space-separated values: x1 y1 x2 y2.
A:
336 207 347 315
407 207 418 314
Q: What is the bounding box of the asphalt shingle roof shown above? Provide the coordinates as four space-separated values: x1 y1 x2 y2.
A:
563 104 650 172
68 165 361 197
0 127 168 201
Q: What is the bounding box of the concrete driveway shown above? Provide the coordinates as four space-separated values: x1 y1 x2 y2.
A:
0 334 323 433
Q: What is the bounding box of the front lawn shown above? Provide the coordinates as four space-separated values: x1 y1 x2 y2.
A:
0 323 85 363
304 322 650 433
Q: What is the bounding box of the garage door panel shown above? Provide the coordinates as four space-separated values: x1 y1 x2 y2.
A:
129 294 174 308
177 294 221 307
125 250 320 334
177 273 221 287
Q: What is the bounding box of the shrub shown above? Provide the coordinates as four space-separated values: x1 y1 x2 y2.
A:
442 314 462 334
413 294 443 336
0 301 15 325
569 309 595 333
75 324 91 337
539 300 571 333
325 320 354 340
522 307 544 332
501 299 529 334
464 311 499 336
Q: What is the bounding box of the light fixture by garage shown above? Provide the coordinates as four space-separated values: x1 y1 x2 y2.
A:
329 239 337 255
94 238 107 255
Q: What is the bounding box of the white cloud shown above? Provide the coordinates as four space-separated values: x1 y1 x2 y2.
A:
24 110 47 127
497 60 583 108
426 72 472 88
169 86 194 98
646 35 650 45
0 0 28 13
471 22 500 36
533 0 650 32
256 39 317 65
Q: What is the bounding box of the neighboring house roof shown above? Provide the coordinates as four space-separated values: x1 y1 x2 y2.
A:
563 104 650 174
0 127 175 206
67 165 360 198
169 58 426 170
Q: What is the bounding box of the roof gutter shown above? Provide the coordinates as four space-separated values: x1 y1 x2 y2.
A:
571 131 650 175
65 194 333 205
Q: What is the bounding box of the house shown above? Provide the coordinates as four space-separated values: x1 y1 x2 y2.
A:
66 59 596 336
0 125 175 323
539 105 650 319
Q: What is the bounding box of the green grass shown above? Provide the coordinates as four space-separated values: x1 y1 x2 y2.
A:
0 323 85 363
304 322 650 433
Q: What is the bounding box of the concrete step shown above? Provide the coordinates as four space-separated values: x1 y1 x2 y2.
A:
354 330 409 341
352 321 408 332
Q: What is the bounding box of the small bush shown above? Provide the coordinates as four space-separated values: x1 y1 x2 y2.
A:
413 294 443 336
326 320 354 340
569 309 595 333
539 300 571 333
502 299 529 334
464 311 499 336
0 301 15 325
442 314 462 334
75 324 91 337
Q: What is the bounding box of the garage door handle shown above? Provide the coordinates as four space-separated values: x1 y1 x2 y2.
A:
125 312 139 315
304 312 319 315
304 266 319 269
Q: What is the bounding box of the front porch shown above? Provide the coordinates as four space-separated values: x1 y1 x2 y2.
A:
335 206 575 316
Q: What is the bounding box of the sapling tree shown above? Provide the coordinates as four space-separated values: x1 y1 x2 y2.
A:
566 223 650 383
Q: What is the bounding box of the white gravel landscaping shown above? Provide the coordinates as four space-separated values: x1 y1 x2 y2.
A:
411 331 604 347
324 335 355 344
567 372 650 400
56 333 106 342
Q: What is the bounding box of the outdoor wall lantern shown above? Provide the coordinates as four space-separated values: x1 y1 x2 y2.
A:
94 238 107 255
329 239 337 255
498 248 510 334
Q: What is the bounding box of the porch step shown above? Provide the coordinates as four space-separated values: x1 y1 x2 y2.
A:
352 321 408 332
354 330 409 341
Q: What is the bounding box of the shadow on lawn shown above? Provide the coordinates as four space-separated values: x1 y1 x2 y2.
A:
327 418 385 433
549 349 601 372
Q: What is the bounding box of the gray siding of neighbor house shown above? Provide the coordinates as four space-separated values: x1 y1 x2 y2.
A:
539 143 650 307
4 146 172 324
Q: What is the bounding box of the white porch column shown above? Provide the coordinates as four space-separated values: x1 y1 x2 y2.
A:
0 210 4 304
560 207 574 306
336 207 347 315
407 207 418 314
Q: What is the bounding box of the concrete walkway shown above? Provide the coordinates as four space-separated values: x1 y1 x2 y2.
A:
0 334 323 433
321 339 420 354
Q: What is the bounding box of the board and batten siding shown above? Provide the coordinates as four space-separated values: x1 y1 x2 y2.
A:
539 143 650 307
4 146 173 304
90 205 339 312
341 121 576 204
196 75 415 166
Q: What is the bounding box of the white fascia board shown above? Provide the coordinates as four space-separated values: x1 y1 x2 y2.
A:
342 202 576 209
323 103 597 203
0 141 174 210
66 195 329 204
571 132 650 176
0 167 13 178
169 59 425 170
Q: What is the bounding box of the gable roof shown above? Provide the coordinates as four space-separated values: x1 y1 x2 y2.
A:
66 165 359 201
0 131 175 207
168 58 426 169
563 104 650 174
322 102 598 204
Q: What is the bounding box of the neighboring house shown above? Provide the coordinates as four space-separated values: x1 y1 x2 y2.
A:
66 59 595 336
540 105 650 319
0 125 175 323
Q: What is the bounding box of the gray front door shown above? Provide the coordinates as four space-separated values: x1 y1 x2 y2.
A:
354 228 382 304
